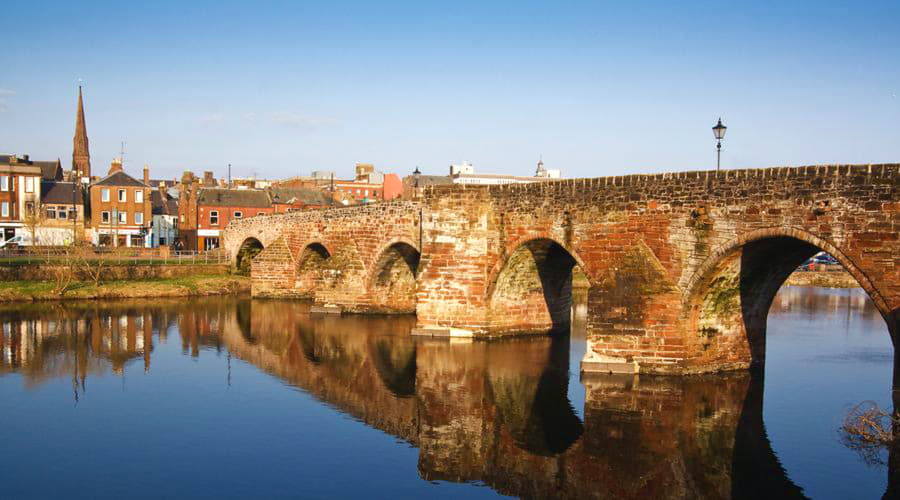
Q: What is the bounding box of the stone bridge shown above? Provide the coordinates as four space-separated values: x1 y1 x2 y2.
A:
223 164 900 375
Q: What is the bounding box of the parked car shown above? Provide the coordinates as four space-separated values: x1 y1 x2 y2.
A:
0 235 25 249
811 253 839 265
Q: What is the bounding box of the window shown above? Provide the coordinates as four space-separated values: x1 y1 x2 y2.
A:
25 177 33 193
1 202 8 217
118 211 127 224
135 190 143 203
210 210 219 226
101 211 110 223
25 202 34 216
69 208 76 221
233 211 242 219
0 176 8 191
46 207 56 219
135 212 144 225
101 188 110 202
57 207 68 220
118 189 126 202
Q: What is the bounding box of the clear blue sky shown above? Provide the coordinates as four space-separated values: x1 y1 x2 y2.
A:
1 1 898 181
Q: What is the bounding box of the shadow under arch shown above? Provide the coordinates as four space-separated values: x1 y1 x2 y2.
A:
486 336 584 455
295 242 332 296
368 338 416 397
367 240 421 313
487 238 586 335
682 227 896 374
235 237 264 275
731 371 808 499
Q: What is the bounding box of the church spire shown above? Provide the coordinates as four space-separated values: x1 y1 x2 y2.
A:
72 85 91 179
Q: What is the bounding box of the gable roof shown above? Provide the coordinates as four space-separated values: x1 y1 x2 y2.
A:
91 170 148 188
37 160 63 181
151 189 179 215
268 187 332 206
41 181 84 205
197 188 271 208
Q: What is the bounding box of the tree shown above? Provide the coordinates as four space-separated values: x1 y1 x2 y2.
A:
22 202 45 246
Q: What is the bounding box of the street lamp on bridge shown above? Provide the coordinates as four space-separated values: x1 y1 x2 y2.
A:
712 118 727 171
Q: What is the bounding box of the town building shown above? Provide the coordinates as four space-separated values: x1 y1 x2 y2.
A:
39 180 86 244
88 160 152 247
448 160 561 185
274 163 403 205
187 187 272 251
401 169 454 199
268 186 332 213
0 155 48 242
150 182 178 248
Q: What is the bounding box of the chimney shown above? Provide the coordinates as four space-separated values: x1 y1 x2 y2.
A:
143 164 150 186
202 171 215 187
158 181 167 197
109 157 123 175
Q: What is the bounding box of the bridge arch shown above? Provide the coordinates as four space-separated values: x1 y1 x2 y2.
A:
367 239 421 313
486 237 588 335
682 226 895 370
235 237 264 275
295 242 333 297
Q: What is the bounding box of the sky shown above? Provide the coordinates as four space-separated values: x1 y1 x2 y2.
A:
1 1 898 181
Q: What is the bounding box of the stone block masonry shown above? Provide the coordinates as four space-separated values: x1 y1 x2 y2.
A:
225 164 900 375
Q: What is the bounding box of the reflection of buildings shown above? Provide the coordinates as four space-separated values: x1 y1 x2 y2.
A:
0 302 181 387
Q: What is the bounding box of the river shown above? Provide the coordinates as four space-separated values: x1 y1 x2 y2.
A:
0 286 892 499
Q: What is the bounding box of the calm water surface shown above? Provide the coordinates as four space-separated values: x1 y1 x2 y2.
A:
0 286 892 499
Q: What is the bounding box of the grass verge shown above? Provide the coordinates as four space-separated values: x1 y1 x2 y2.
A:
0 274 250 302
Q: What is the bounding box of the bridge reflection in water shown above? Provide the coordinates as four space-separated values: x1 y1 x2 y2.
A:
0 296 889 498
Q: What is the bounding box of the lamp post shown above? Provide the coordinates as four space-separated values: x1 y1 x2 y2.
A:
712 118 727 171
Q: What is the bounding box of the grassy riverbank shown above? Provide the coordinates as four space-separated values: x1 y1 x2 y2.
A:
0 274 250 302
783 269 859 288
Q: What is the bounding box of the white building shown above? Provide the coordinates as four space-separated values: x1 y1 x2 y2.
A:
150 184 178 247
449 160 561 185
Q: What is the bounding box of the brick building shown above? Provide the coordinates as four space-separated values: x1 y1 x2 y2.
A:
88 160 152 247
275 163 403 205
180 187 272 251
0 155 49 242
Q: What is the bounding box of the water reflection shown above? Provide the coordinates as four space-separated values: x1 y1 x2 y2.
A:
4 297 864 498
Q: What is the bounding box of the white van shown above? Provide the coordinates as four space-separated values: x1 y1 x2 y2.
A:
0 235 25 248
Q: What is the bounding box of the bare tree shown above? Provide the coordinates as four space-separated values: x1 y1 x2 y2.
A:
50 262 75 296
72 243 109 286
840 401 898 466
22 203 45 247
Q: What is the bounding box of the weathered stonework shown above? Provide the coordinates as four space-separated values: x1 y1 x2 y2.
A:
224 164 900 375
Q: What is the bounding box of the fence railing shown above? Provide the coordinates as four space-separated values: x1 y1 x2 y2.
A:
0 246 231 266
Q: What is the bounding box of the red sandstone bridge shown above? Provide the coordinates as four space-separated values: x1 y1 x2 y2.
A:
223 164 899 375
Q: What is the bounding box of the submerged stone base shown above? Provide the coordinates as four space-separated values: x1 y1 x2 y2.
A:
580 352 638 374
411 327 475 338
310 305 342 315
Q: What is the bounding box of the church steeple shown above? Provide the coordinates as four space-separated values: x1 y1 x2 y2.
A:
72 85 91 179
